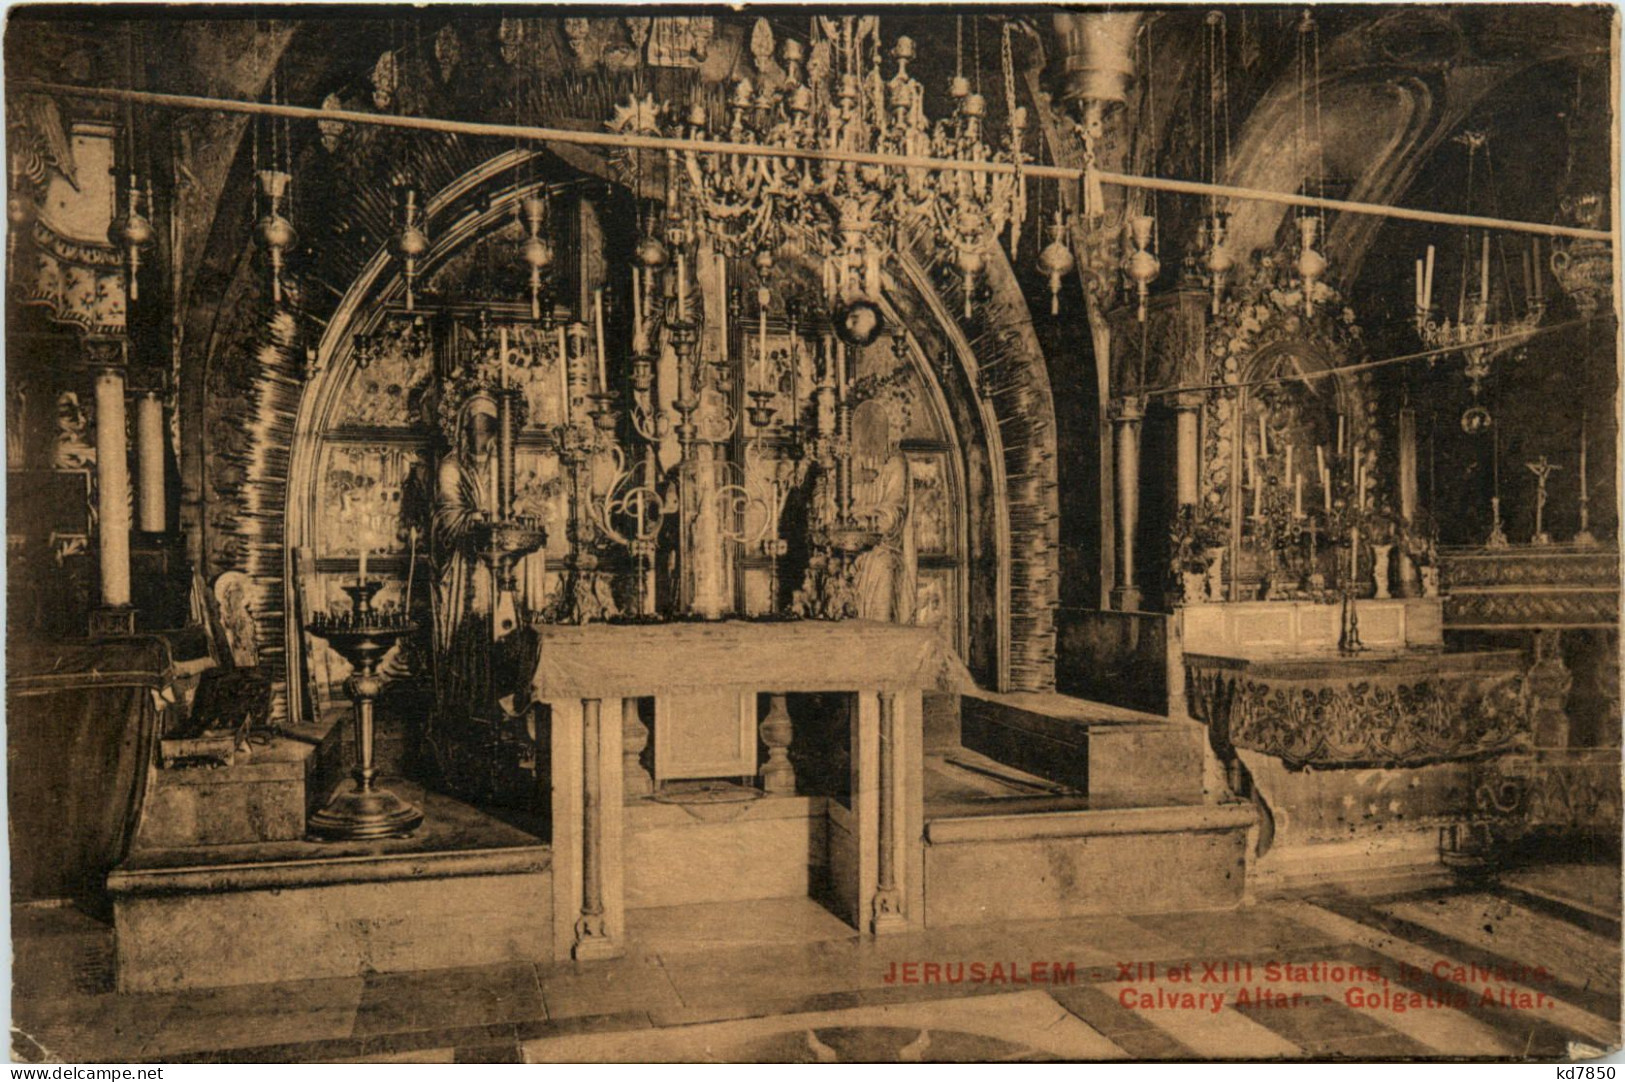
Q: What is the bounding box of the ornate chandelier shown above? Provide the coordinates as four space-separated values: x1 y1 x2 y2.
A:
1413 132 1543 433
606 15 1028 322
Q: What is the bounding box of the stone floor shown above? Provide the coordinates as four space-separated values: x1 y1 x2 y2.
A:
11 866 1621 1063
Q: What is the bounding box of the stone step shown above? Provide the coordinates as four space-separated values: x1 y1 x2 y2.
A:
920 802 1256 927
958 690 1208 805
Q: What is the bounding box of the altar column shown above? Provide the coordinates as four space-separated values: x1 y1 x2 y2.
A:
1174 391 1203 507
1110 395 1145 611
1396 407 1421 596
551 697 625 961
843 688 923 936
92 356 134 632
872 692 905 933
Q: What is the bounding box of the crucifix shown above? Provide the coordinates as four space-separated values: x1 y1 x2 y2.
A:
1525 455 1562 545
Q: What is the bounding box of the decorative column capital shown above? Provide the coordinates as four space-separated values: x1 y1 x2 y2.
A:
84 336 128 374
1173 390 1207 413
1109 395 1146 423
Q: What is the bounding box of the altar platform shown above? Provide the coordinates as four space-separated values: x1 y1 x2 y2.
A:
107 780 553 992
102 617 1263 991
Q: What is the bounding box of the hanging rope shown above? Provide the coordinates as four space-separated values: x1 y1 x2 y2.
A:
19 78 1614 243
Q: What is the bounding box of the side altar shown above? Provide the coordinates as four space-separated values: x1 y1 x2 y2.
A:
1071 259 1545 893
530 620 972 961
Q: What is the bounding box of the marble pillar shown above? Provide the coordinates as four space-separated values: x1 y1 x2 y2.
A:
94 364 132 609
1398 407 1418 524
573 698 617 960
1110 396 1145 611
1174 391 1203 508
872 691 905 933
136 390 165 532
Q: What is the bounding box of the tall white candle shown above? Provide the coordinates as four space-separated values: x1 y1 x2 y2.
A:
1252 473 1262 518
1424 244 1435 310
1580 414 1588 498
557 326 570 422
836 340 847 402
1415 258 1425 310
1294 473 1303 518
1259 414 1268 457
1480 232 1491 304
500 326 510 389
1492 425 1499 498
677 254 688 320
358 548 368 586
1323 467 1333 514
1316 444 1327 482
594 288 609 391
136 391 165 532
1337 415 1346 455
94 367 131 608
632 267 644 347
758 288 770 385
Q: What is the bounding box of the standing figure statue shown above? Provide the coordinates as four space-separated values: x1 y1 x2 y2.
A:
849 401 917 624
430 393 503 717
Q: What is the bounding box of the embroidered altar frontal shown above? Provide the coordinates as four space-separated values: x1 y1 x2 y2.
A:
1185 650 1531 768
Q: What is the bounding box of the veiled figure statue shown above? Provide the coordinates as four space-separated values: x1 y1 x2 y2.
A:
850 401 917 624
430 392 502 716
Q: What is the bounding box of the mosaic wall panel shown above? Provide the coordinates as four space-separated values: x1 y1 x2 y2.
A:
908 452 952 557
336 337 434 428
318 444 430 557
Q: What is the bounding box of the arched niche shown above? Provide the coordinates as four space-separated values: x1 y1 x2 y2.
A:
278 151 1015 724
1193 270 1379 601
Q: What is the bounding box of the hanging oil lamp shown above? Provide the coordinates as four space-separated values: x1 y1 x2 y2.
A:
110 172 155 302
257 168 297 306
1296 214 1326 317
393 186 429 312
519 193 553 321
1125 214 1160 322
1036 208 1074 316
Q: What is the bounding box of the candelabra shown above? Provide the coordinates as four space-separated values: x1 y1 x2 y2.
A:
306 583 423 840
472 385 548 634
1415 135 1544 431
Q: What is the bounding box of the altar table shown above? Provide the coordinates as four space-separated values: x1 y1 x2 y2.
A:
528 620 973 960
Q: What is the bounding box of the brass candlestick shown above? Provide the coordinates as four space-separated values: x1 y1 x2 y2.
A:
306 582 423 840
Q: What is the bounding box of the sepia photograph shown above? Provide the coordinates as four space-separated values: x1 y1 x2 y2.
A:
3 3 1621 1066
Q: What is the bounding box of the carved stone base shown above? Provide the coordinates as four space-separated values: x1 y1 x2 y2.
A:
871 891 907 935
89 605 138 638
1110 585 1143 612
571 925 619 961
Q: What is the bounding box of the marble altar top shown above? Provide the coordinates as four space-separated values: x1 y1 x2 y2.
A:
529 620 975 700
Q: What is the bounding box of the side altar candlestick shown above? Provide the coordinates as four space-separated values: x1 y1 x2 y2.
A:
306 582 423 840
